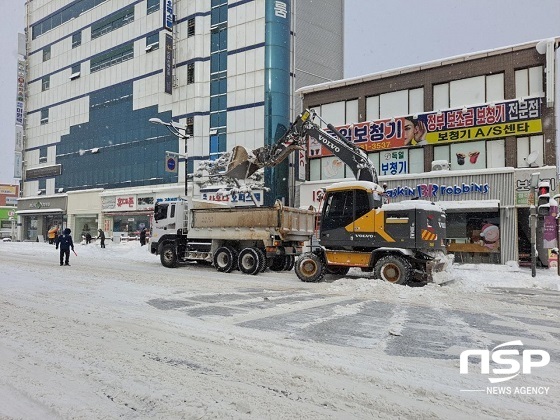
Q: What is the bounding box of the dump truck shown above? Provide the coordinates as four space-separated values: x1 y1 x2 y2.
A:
225 109 448 285
150 198 316 275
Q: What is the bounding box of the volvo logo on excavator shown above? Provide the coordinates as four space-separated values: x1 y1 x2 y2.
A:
317 134 341 153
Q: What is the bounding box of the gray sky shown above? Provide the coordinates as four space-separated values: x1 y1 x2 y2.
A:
1 0 559 185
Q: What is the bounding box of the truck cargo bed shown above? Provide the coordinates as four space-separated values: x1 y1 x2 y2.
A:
191 202 315 241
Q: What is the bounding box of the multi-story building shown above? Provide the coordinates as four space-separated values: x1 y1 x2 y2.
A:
0 184 19 240
16 0 344 241
296 37 560 266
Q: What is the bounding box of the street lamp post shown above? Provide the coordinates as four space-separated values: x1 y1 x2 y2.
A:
149 118 191 197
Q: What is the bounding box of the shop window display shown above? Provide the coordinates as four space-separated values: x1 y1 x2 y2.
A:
112 215 151 239
446 212 500 264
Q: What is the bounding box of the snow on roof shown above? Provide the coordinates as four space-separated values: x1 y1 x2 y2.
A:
325 180 382 191
436 200 500 211
383 200 443 212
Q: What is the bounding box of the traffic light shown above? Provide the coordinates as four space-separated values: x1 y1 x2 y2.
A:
537 181 551 216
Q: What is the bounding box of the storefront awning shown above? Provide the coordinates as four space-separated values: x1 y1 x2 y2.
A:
437 200 500 213
16 208 65 215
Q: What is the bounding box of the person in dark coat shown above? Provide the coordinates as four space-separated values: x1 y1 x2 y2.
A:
85 232 92 244
55 228 75 266
97 229 106 248
139 228 147 246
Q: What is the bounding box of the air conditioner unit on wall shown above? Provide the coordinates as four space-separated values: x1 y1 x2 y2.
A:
431 160 450 171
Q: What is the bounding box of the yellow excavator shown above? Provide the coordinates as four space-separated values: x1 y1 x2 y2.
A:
226 109 447 285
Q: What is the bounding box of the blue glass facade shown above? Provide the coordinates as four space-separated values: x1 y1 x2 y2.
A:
56 82 176 191
264 0 291 205
209 0 228 161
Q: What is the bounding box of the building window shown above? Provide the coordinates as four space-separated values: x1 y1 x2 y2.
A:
147 0 160 14
187 63 195 84
145 33 159 52
42 76 50 91
187 18 195 37
40 108 49 125
433 74 505 110
517 135 544 167
43 46 51 62
39 147 48 164
209 129 226 160
433 140 497 170
91 6 134 40
186 117 194 136
515 67 544 98
72 31 82 48
211 3 228 26
90 44 134 73
70 63 81 80
32 0 108 39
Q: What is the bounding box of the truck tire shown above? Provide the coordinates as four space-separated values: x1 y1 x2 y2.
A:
295 253 325 283
214 246 237 273
269 256 284 271
160 243 178 268
238 247 262 275
256 248 267 273
374 255 412 285
283 255 295 271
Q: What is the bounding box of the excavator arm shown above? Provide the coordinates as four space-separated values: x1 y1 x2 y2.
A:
226 109 379 184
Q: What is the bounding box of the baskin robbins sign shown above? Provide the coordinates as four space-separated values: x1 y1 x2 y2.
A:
385 182 489 199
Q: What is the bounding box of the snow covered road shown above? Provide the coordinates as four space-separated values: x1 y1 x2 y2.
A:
1 241 559 419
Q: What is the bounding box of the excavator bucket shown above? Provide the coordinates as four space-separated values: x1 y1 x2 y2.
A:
225 145 262 179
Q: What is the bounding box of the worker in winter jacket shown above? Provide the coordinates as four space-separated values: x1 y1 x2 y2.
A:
139 228 147 246
97 229 106 248
55 228 75 266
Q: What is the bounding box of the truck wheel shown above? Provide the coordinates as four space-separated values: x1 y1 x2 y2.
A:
238 247 262 275
256 248 267 272
160 243 178 268
295 253 325 283
374 255 411 285
214 246 237 273
326 266 350 276
269 256 285 271
283 255 295 271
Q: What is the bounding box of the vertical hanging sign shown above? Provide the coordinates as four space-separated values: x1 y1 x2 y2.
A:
163 0 173 31
164 34 173 94
16 60 25 125
15 59 26 179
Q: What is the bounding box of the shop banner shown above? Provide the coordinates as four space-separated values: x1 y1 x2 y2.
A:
515 167 557 206
309 97 542 156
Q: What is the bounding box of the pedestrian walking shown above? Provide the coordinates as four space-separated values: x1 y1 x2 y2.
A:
47 225 59 245
55 228 75 266
139 228 147 246
97 229 106 248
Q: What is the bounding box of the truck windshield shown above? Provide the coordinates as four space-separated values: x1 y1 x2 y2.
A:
154 203 169 221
